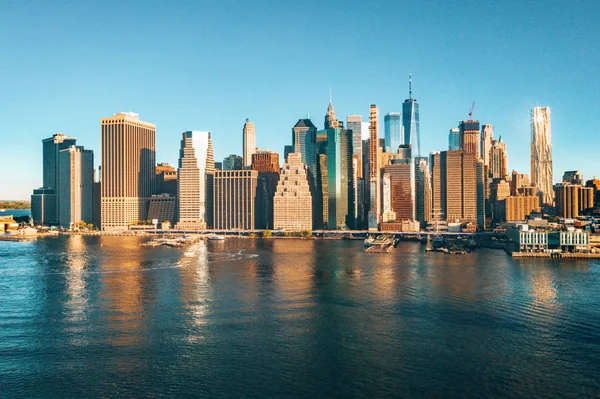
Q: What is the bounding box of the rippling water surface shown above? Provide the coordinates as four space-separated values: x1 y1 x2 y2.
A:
1 236 600 398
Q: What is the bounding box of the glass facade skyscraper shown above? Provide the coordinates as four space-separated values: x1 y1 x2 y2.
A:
448 128 460 150
346 115 363 161
326 128 355 230
384 112 402 153
292 119 317 179
402 73 420 157
402 100 420 157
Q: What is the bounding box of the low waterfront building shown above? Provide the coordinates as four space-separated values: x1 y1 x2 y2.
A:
380 220 420 232
273 153 312 231
507 223 591 253
506 224 548 252
213 170 257 230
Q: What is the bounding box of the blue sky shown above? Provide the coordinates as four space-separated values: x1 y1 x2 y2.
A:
1 0 599 199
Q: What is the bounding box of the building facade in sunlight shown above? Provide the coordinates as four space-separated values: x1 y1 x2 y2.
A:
531 107 553 206
176 131 214 229
273 153 312 231
100 112 156 230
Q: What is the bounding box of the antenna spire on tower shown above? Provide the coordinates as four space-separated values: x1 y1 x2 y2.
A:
409 71 412 100
329 89 332 104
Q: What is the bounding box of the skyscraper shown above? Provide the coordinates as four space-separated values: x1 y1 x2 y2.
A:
459 120 480 158
385 163 414 221
563 170 584 185
156 163 177 196
510 170 531 196
531 107 553 206
292 118 317 204
347 115 363 176
43 133 77 191
101 112 156 230
316 131 329 227
384 112 402 153
476 160 486 228
402 73 420 157
273 153 312 231
283 145 293 162
252 150 280 229
213 170 258 230
489 136 508 179
223 154 243 170
31 188 57 226
325 99 342 129
448 128 460 151
327 127 355 230
31 133 78 225
368 104 380 230
57 145 94 227
242 119 256 169
481 124 494 167
414 156 431 226
176 131 215 230
553 183 594 218
431 150 477 224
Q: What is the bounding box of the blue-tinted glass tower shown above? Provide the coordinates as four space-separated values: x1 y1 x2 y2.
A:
384 112 402 153
448 128 460 150
402 73 420 157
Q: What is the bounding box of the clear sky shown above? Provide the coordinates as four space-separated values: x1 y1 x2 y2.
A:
1 0 599 200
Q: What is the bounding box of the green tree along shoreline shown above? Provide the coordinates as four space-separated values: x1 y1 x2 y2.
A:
0 201 30 210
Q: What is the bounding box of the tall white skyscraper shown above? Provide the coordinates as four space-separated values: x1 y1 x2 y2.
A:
176 131 215 229
243 119 256 169
531 107 553 206
57 145 94 227
481 124 494 167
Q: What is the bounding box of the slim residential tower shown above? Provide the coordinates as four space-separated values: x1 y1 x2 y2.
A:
531 107 553 206
243 119 256 169
368 104 380 230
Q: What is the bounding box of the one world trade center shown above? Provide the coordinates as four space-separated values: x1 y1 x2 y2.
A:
402 72 420 157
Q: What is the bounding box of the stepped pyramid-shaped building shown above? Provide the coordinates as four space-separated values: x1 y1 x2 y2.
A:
273 153 312 231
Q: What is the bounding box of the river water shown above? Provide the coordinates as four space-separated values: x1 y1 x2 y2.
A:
1 236 599 398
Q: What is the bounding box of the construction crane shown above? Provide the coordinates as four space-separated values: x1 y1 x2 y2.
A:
469 102 476 120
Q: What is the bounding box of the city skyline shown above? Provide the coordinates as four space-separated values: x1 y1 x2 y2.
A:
2 1 599 199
